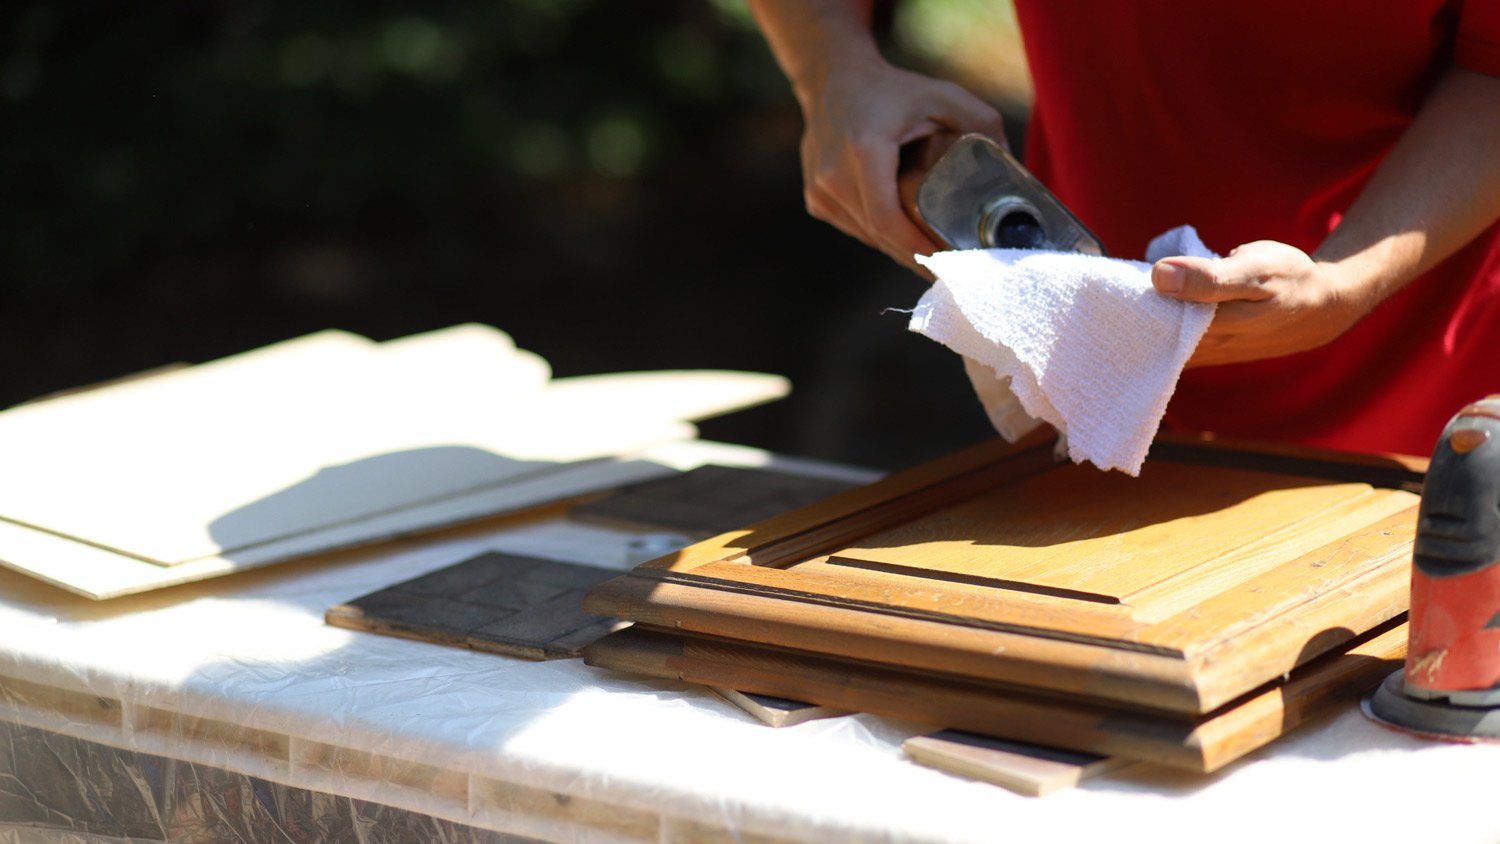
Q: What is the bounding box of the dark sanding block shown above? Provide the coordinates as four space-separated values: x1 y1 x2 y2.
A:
326 551 623 660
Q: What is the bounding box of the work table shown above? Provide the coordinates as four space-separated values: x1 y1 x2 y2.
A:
1 440 1496 844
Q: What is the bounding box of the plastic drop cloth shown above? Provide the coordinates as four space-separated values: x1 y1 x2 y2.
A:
0 720 532 843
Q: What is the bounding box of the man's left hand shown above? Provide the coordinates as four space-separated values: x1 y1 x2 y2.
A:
1151 240 1369 368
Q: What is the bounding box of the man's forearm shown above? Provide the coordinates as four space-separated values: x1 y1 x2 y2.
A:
1315 66 1500 311
747 0 1007 271
747 0 880 105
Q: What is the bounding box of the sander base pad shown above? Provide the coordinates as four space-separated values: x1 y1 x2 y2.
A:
1364 670 1500 742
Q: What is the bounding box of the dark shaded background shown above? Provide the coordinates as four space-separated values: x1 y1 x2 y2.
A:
1 1 1028 470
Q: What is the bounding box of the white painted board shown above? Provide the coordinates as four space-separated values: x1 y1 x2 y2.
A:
0 325 790 598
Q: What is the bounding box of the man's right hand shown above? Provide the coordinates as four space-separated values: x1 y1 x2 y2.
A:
798 58 1007 274
749 0 1006 275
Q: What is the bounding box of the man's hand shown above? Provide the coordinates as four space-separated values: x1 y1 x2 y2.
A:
1151 241 1369 368
1150 66 1500 369
797 59 1005 273
748 0 1005 275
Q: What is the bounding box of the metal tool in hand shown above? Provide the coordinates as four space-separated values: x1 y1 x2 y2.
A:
898 132 1105 255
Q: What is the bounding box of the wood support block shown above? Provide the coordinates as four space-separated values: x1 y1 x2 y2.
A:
710 687 846 728
326 551 622 660
903 730 1127 797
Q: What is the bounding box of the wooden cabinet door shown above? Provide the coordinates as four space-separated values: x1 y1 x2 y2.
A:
586 432 1422 714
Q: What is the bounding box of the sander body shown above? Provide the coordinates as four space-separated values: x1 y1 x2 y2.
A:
1368 394 1500 739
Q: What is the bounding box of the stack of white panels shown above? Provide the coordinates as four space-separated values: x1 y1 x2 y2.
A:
0 324 788 599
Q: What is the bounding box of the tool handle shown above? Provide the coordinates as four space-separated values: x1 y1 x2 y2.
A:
896 132 1105 255
897 131 962 249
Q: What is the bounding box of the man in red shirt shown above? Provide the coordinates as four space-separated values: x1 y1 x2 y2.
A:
748 1 1500 457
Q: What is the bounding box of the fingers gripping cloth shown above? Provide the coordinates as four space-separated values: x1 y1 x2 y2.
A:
907 225 1217 475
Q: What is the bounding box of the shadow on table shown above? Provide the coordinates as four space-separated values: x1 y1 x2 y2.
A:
205 446 558 558
9 444 654 624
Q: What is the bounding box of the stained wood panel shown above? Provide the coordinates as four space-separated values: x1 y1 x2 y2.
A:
584 433 1424 731
795 460 1416 628
842 461 1338 594
585 618 1407 773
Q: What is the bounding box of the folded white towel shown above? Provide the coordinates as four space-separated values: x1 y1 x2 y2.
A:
908 225 1216 475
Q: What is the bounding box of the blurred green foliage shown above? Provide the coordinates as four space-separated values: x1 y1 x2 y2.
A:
0 0 1001 467
892 0 1022 59
1 2 789 290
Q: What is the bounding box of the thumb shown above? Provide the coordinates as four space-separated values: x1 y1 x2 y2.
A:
1151 255 1272 303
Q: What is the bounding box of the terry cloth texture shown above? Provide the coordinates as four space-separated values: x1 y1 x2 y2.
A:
908 225 1215 475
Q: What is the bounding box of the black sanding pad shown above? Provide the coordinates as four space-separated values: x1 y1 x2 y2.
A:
1364 670 1500 742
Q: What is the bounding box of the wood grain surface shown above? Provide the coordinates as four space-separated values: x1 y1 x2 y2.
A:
584 434 1423 721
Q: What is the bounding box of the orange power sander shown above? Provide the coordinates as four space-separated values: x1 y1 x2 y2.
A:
1367 394 1500 740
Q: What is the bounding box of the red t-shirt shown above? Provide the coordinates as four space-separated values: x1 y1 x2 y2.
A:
1013 0 1500 457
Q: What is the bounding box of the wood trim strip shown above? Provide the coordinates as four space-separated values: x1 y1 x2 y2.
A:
584 576 1200 712
902 730 1127 797
660 558 1146 644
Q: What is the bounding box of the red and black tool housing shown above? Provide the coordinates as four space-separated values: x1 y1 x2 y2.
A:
1405 394 1500 701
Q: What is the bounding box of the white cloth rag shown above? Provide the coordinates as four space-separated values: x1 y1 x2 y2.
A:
908 225 1217 475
